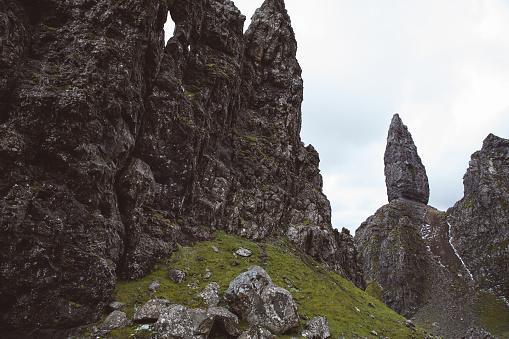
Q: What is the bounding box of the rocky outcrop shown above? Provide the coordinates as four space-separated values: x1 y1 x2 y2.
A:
355 116 504 338
287 225 364 288
384 114 429 204
0 0 361 335
448 134 509 301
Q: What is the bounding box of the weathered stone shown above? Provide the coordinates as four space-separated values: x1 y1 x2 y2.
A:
108 301 124 311
302 316 331 339
168 269 186 283
239 325 275 339
155 305 194 339
235 247 253 257
203 269 212 279
148 280 160 292
133 299 172 323
207 306 241 337
225 266 299 334
100 310 128 331
201 282 220 307
384 114 429 204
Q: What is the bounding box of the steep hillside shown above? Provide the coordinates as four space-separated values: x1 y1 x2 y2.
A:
80 231 432 339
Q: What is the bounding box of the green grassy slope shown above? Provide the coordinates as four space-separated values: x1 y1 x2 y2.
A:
93 232 431 338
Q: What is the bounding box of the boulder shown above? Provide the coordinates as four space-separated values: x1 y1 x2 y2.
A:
207 307 241 337
100 310 128 331
155 305 194 338
201 282 221 307
239 325 275 339
133 299 172 322
168 269 186 283
384 113 429 204
225 266 299 334
302 316 331 339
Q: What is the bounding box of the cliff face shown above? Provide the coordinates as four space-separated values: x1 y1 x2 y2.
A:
448 134 509 301
0 0 362 335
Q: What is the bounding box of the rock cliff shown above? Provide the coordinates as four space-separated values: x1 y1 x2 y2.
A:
448 134 509 301
0 0 362 335
356 116 509 338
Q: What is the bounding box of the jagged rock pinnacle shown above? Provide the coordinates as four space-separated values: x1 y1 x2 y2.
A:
384 114 429 204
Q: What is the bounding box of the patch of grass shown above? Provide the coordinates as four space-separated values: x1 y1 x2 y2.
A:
477 290 509 338
365 280 383 301
103 232 427 338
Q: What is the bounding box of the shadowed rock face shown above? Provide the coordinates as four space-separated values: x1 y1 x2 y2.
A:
0 0 361 334
448 134 509 301
384 114 429 204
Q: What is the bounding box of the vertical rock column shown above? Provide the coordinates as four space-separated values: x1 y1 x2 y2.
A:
384 114 429 204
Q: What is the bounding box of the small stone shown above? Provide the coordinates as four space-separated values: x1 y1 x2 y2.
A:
235 247 253 257
148 280 160 292
108 301 124 311
239 325 275 339
355 307 360 313
202 282 221 307
133 299 172 322
368 302 375 308
302 316 331 339
204 268 212 279
371 330 378 336
284 278 295 288
100 310 128 330
405 319 415 328
168 269 186 283
212 246 219 253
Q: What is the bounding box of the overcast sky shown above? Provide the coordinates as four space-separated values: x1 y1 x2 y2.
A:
165 0 509 233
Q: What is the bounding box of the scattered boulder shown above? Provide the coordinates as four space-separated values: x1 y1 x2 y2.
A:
405 319 415 328
108 301 124 311
236 248 253 257
204 269 212 279
301 316 331 339
202 282 221 307
225 266 299 334
239 325 275 339
133 299 172 322
155 305 194 338
207 307 241 337
100 310 128 331
148 280 160 292
168 269 186 283
212 246 220 253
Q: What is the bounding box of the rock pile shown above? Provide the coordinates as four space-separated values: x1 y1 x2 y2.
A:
97 267 330 338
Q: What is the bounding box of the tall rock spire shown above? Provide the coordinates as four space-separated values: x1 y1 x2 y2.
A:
384 114 429 204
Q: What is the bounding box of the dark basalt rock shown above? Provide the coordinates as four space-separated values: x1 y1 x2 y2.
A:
384 114 429 204
448 134 509 301
0 0 358 334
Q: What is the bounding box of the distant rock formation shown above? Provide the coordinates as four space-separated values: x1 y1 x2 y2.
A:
356 117 509 338
384 114 429 204
448 133 509 301
0 0 362 335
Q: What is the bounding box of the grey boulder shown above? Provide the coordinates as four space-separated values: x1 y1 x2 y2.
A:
133 299 172 322
100 310 128 330
225 266 299 334
302 316 331 339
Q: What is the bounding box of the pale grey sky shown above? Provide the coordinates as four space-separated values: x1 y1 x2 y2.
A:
166 0 509 232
